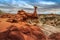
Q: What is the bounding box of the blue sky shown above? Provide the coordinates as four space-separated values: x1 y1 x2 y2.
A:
0 0 60 14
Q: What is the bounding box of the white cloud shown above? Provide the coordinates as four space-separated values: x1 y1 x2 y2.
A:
0 4 6 6
18 1 33 8
12 0 33 8
39 1 56 5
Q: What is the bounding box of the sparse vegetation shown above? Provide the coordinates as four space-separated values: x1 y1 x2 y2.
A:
38 14 60 28
0 10 4 14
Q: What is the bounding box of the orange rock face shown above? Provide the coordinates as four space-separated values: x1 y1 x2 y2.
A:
0 22 46 40
0 6 47 40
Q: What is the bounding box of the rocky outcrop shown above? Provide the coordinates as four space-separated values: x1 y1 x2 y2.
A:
0 23 46 40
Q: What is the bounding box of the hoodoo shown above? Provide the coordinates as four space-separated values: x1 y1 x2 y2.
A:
21 6 38 19
32 6 38 18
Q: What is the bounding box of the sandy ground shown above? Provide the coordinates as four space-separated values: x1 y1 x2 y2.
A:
37 22 60 36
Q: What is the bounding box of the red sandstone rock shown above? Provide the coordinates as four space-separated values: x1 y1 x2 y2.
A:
0 23 47 40
49 33 60 40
